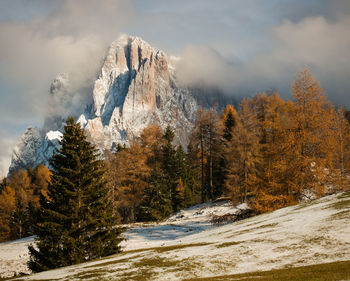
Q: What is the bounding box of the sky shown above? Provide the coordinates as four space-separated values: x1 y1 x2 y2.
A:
1 0 350 177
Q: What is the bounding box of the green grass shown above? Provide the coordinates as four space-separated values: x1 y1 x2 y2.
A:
184 260 350 281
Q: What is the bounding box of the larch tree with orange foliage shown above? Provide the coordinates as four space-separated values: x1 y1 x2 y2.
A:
289 69 335 198
0 185 16 241
106 124 163 223
249 93 297 213
331 107 350 190
225 99 260 203
190 108 223 202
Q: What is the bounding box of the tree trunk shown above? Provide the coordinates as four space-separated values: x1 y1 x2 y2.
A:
201 133 205 202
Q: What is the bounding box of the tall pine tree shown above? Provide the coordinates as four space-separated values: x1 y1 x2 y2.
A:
28 117 122 272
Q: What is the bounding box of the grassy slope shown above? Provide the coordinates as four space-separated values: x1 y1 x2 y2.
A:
186 260 350 281
9 191 350 281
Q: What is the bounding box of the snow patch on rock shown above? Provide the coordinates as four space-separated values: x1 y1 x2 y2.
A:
46 131 62 141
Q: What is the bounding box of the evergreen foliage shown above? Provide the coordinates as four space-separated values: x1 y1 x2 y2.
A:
162 125 181 211
223 105 237 142
9 199 31 239
28 117 122 272
137 163 172 221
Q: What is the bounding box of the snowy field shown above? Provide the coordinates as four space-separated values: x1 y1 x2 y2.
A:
1 191 350 280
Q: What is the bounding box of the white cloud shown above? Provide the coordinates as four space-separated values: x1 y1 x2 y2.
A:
0 137 17 178
175 15 350 103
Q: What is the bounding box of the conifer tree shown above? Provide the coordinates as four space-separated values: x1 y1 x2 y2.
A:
185 143 202 205
225 99 260 203
288 69 334 198
223 105 238 142
110 142 149 223
250 93 296 212
28 117 122 272
175 145 194 207
0 185 15 241
190 108 223 202
162 125 181 211
332 107 350 190
10 199 31 239
137 163 172 221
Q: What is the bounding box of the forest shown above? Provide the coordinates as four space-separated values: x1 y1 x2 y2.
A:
1 69 350 243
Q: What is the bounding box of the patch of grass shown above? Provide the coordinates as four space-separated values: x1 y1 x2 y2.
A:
118 256 199 281
274 243 306 252
228 223 278 238
256 222 279 229
72 270 105 280
329 209 350 220
249 238 277 244
329 199 350 210
9 279 55 281
85 257 133 268
121 242 212 255
215 241 243 248
112 269 154 281
293 199 320 210
153 242 211 253
134 256 181 268
303 235 327 245
183 260 350 281
337 190 350 199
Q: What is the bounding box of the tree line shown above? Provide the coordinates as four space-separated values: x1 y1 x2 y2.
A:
1 69 350 241
0 163 50 241
103 69 350 220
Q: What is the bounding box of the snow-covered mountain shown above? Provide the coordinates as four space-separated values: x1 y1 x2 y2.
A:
80 34 197 150
9 35 199 174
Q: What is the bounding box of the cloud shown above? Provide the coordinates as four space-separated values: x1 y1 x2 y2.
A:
174 45 237 92
0 137 17 179
1 0 350 176
0 0 135 176
0 0 134 122
175 15 350 104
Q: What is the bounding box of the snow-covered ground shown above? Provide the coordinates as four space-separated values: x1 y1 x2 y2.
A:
0 236 33 278
1 192 350 280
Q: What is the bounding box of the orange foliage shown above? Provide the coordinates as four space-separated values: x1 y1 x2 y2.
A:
0 186 16 241
252 190 296 214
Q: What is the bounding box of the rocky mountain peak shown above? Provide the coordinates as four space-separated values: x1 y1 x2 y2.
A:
9 35 198 174
81 34 196 150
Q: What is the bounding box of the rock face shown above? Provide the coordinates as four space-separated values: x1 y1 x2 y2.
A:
9 35 198 174
9 127 42 174
80 34 197 149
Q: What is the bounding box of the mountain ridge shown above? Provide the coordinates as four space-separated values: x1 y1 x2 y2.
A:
8 35 198 174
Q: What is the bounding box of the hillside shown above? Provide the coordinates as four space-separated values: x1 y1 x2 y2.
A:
1 191 350 280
